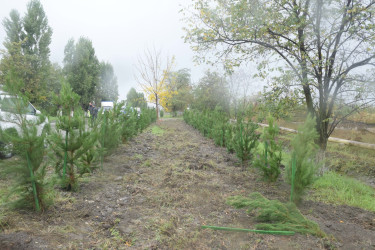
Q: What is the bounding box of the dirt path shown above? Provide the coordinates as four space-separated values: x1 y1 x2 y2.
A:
1 119 374 249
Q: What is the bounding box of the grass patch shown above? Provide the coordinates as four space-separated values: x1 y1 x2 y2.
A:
48 116 58 122
151 125 165 136
309 172 375 212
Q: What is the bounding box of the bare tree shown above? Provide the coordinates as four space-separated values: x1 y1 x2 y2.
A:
135 47 174 120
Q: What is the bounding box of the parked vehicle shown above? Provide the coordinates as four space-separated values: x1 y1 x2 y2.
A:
0 90 48 158
101 101 114 112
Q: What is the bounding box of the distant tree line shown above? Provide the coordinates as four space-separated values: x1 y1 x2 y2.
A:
0 0 119 115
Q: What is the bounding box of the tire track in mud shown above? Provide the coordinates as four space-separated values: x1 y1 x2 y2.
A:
1 118 374 249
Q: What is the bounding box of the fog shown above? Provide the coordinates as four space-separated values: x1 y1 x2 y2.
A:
0 0 210 100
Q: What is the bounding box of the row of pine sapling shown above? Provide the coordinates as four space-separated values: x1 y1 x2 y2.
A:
184 107 325 235
0 82 156 212
184 108 320 203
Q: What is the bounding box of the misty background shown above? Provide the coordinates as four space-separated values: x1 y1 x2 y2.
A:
0 0 211 100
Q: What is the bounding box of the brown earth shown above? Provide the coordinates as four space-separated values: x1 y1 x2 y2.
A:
0 119 374 249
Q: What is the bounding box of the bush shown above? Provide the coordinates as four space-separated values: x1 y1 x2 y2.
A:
254 116 282 182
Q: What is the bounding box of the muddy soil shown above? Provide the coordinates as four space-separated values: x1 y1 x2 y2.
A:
0 119 374 249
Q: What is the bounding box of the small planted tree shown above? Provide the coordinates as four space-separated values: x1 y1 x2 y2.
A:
98 102 123 157
0 89 51 211
286 115 320 203
231 112 259 165
211 106 229 147
48 82 97 191
254 116 282 182
120 107 139 142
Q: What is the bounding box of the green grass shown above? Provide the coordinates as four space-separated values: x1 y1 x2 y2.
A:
48 116 58 122
151 125 165 136
309 172 375 212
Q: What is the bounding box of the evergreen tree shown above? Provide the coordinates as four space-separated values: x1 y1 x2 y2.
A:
254 115 282 182
48 82 97 191
0 76 51 212
286 115 319 203
231 111 259 165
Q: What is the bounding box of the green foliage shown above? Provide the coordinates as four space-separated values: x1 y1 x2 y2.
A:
78 145 99 175
98 103 123 156
254 116 282 182
120 107 139 142
48 82 97 191
1 0 53 107
126 88 147 109
286 115 319 203
227 192 325 237
211 106 229 147
151 125 165 136
137 108 157 132
167 68 193 113
310 172 375 212
258 83 300 121
224 123 235 153
192 70 230 113
0 96 51 212
63 37 100 108
230 114 259 164
183 0 375 150
184 108 259 164
160 110 164 118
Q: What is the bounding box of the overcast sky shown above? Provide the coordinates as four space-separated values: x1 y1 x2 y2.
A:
0 0 212 101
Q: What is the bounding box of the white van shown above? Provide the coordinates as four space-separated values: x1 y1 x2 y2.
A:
101 101 114 112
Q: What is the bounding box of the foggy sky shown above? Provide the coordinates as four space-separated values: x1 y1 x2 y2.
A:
0 0 210 100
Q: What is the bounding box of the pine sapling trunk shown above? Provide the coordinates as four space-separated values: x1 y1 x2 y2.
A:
26 152 40 212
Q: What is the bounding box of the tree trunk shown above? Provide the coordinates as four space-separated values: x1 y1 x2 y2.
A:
316 115 328 151
315 115 329 174
155 94 159 121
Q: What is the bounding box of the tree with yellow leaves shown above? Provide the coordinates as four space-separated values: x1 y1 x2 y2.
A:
135 47 175 120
